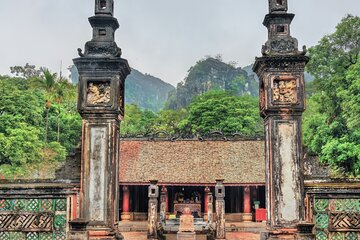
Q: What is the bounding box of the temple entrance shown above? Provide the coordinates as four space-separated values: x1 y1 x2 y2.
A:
119 185 266 222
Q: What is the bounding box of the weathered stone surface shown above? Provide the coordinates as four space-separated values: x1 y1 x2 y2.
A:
254 0 312 238
215 180 226 240
177 232 196 240
147 181 159 240
68 231 89 240
178 207 195 233
74 0 130 239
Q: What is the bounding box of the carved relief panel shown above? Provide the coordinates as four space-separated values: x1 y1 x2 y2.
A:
87 81 111 105
271 75 298 104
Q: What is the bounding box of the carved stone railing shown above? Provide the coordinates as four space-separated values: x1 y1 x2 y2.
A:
0 181 79 240
313 198 360 239
305 180 360 240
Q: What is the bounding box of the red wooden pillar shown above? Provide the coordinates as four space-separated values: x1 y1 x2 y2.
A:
121 186 131 221
243 186 252 222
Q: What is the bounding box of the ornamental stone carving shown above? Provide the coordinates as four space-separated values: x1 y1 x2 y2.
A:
0 213 54 231
87 82 111 104
272 76 297 103
270 38 297 54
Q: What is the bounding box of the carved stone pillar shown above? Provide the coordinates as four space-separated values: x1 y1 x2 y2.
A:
253 0 314 239
148 180 159 240
243 186 252 222
203 186 210 221
71 0 130 239
160 186 167 226
215 180 225 240
208 190 214 224
121 186 131 221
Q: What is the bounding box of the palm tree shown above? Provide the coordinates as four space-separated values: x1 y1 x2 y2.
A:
41 69 57 143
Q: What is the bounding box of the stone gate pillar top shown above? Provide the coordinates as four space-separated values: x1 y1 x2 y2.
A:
268 0 288 13
95 0 114 16
215 179 225 199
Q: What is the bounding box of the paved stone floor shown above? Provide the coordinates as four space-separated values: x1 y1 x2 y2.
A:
119 221 265 240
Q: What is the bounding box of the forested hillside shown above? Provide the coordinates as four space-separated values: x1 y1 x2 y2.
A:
166 57 258 109
125 69 175 112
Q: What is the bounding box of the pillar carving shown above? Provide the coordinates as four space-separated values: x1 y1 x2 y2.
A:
160 186 167 226
148 180 159 240
70 0 130 239
208 189 214 224
254 0 314 239
215 180 225 240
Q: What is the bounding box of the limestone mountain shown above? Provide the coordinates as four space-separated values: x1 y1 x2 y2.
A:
124 69 175 112
166 57 259 109
69 66 174 112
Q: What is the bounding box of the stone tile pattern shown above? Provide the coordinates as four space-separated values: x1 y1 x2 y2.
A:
314 198 360 240
119 140 265 184
0 198 67 240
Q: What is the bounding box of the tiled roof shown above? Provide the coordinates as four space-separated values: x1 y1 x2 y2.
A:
119 140 265 185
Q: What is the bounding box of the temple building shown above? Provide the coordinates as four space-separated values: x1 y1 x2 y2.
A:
118 138 267 222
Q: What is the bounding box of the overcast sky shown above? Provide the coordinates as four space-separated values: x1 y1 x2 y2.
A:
0 1 359 86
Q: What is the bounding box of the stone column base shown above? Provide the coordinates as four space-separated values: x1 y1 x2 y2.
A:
88 227 121 240
260 224 314 240
177 232 196 240
242 213 253 222
296 223 315 240
121 212 131 221
68 231 89 240
295 233 315 240
260 229 297 240
68 219 89 240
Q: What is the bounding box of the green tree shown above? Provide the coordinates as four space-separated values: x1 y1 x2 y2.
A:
120 104 157 136
304 15 360 176
0 74 76 177
153 108 188 134
183 90 263 135
10 63 42 79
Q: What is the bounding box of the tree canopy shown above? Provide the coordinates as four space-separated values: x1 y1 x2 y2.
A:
0 69 81 178
304 15 360 176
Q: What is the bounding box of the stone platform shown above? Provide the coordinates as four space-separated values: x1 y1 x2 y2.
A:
118 221 266 239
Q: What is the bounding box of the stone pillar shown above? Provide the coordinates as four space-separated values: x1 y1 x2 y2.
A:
203 186 210 221
72 0 130 239
148 180 159 240
208 190 214 224
121 186 131 221
215 180 225 240
243 186 252 222
160 186 167 226
253 0 314 239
